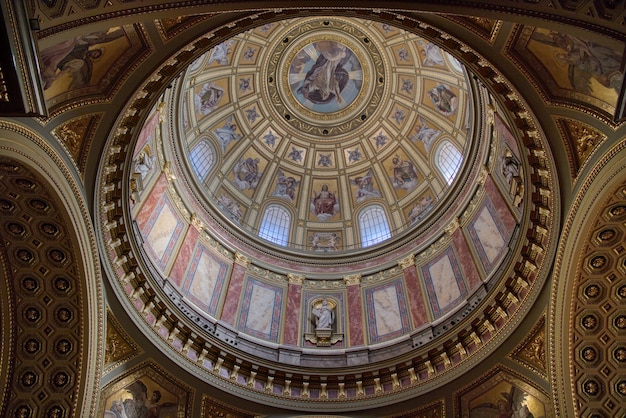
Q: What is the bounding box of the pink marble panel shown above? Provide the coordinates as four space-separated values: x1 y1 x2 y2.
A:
135 173 169 230
451 229 482 291
347 284 364 346
283 283 302 346
219 263 246 325
403 265 429 327
169 227 199 288
484 175 517 233
494 112 521 157
134 109 161 156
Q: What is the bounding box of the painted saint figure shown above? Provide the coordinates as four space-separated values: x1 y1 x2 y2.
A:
428 84 458 116
194 82 224 115
297 41 352 105
272 170 298 200
410 117 442 152
39 28 125 90
233 157 261 190
391 156 419 189
311 184 338 219
352 170 382 202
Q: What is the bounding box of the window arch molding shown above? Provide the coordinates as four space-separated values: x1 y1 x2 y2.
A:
188 137 217 182
257 202 293 247
357 204 392 248
434 139 463 186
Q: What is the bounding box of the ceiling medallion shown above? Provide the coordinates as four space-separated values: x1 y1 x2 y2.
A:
265 17 384 138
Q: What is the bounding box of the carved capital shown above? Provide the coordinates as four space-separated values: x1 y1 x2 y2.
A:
398 254 415 269
478 164 489 185
343 273 361 286
234 252 250 267
444 217 461 235
190 213 204 232
287 273 305 285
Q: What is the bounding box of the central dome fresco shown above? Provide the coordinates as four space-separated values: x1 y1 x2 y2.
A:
103 10 554 412
175 16 470 253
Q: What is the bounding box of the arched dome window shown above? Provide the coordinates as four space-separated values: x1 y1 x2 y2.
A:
359 205 391 247
436 140 463 185
189 139 214 181
258 204 291 246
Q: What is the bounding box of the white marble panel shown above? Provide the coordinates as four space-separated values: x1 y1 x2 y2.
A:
429 255 461 308
475 206 505 263
373 285 402 336
189 251 220 301
147 203 178 259
245 283 275 335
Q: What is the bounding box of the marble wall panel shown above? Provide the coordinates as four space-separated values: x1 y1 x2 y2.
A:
134 173 169 229
365 279 411 343
421 246 468 318
467 196 509 273
484 175 517 233
141 194 184 270
237 277 284 342
181 244 230 317
169 226 199 288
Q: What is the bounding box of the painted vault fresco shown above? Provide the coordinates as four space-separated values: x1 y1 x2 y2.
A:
100 362 191 418
456 367 552 418
510 26 625 118
38 24 148 109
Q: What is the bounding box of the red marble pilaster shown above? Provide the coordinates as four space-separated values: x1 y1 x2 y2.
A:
346 279 364 346
402 263 429 328
451 228 482 291
282 276 303 346
220 258 247 325
168 226 199 288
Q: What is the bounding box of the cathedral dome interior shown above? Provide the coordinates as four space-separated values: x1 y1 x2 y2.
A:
1 2 625 418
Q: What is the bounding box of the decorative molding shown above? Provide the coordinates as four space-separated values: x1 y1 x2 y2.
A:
509 314 547 378
103 308 141 374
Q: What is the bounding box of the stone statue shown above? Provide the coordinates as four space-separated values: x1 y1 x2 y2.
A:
312 299 334 330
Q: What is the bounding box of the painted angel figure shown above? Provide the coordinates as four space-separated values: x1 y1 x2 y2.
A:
207 40 234 65
312 300 334 330
416 40 446 66
391 156 419 190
